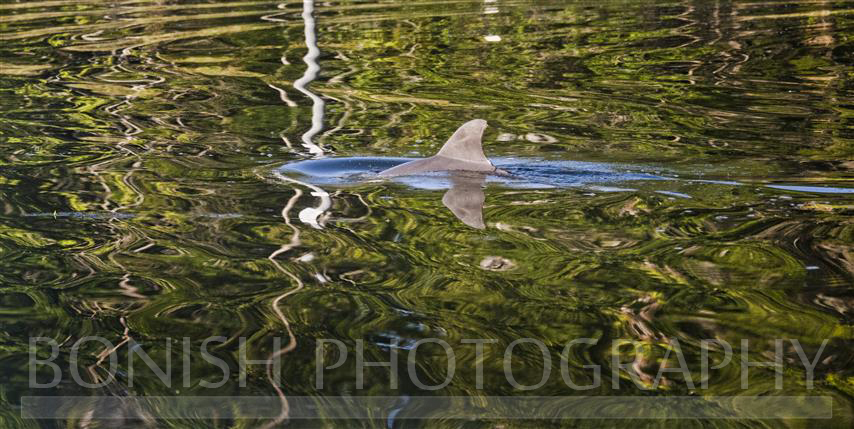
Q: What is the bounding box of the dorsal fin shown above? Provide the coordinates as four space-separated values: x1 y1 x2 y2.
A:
436 119 489 163
377 119 494 177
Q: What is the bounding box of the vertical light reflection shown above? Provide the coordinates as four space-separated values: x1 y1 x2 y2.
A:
261 3 331 424
261 188 307 429
285 0 332 229
294 0 325 156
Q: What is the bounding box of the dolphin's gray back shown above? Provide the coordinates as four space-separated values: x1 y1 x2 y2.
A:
378 155 496 177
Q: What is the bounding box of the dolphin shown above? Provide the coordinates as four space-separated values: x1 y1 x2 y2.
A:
276 118 662 229
277 119 505 229
275 119 854 229
377 119 507 177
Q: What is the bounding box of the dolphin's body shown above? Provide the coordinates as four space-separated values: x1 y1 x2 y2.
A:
277 119 665 228
278 119 663 188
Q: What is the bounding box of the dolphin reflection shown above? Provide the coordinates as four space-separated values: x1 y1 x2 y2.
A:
442 172 488 229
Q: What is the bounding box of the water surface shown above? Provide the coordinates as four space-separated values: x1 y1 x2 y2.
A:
1 0 853 427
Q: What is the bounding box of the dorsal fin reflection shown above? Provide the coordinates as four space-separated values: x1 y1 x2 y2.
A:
442 172 487 229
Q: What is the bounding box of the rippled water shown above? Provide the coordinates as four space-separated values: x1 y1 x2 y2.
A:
1 0 853 427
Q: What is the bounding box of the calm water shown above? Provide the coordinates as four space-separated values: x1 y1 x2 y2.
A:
1 0 853 427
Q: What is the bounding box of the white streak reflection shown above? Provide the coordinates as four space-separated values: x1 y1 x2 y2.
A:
272 171 331 229
294 0 325 156
267 83 297 107
261 189 306 429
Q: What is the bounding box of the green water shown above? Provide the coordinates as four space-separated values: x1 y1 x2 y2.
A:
1 0 853 427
